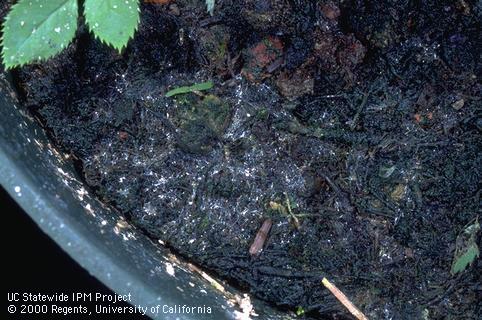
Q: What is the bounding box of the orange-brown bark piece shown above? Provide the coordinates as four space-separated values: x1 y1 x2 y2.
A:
249 219 272 255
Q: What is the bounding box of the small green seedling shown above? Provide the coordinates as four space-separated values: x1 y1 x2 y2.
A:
296 306 305 316
165 81 214 97
451 220 480 274
269 193 302 229
1 0 140 69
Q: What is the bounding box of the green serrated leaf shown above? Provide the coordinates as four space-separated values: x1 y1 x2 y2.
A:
165 81 214 97
84 0 140 52
451 244 479 274
1 0 79 69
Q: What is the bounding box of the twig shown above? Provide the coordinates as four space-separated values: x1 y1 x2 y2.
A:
257 266 324 279
349 90 370 130
322 277 369 320
321 173 341 193
249 219 272 255
187 263 225 293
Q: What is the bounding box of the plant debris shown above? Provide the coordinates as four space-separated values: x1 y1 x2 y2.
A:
165 81 214 97
322 277 368 320
249 219 273 256
451 220 480 275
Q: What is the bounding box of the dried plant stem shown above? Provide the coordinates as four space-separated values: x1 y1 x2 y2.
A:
322 277 368 320
249 219 273 255
188 263 225 293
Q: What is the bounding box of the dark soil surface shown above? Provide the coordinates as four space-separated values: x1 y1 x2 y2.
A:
6 0 482 318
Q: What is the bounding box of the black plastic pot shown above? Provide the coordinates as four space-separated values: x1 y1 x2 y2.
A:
0 73 287 320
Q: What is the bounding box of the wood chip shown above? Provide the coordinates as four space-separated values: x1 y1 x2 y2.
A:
249 219 272 255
